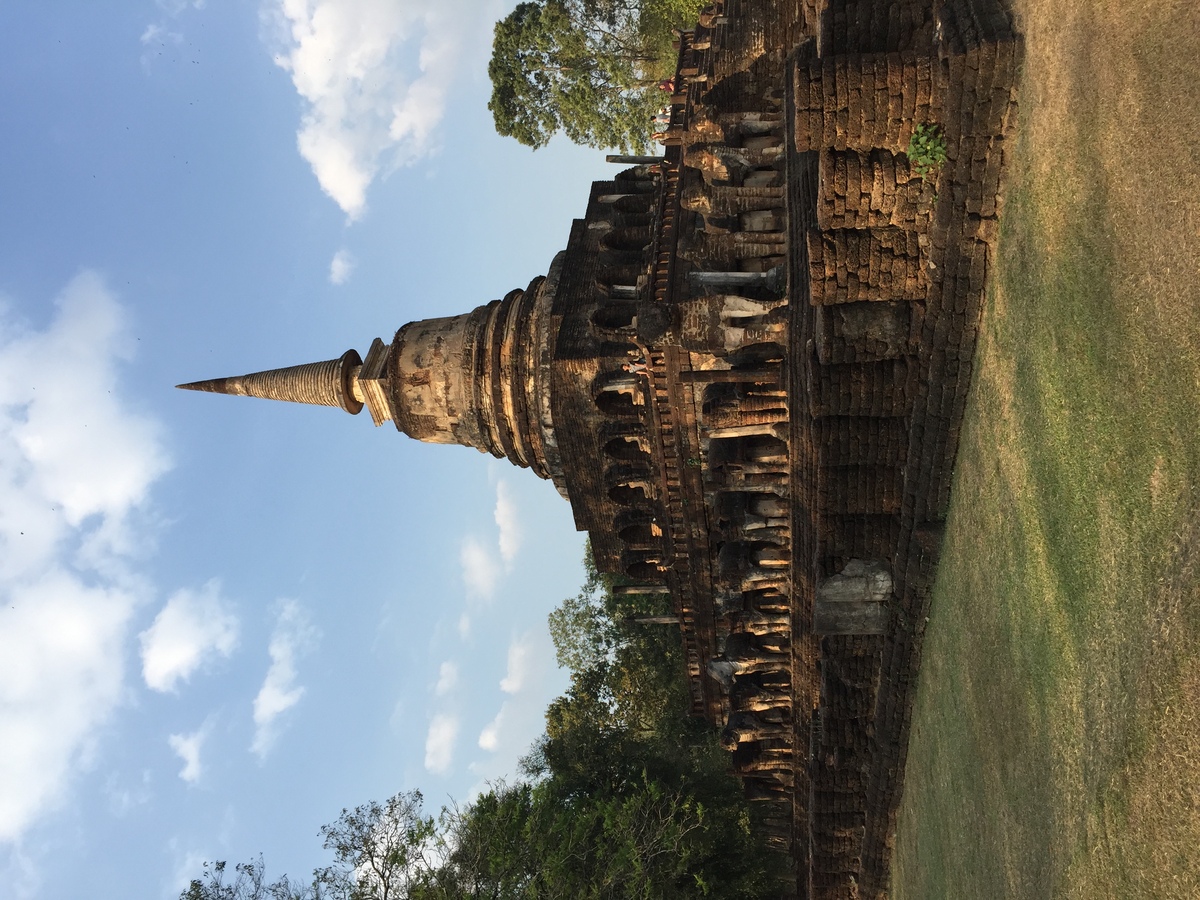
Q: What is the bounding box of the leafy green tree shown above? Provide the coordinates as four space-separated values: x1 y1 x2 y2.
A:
180 858 317 900
316 792 437 900
433 777 750 900
509 547 782 899
488 0 703 151
426 783 541 900
546 552 615 674
180 792 437 900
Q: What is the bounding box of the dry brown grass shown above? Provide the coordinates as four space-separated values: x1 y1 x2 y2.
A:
1018 0 1200 371
891 1 1200 897
1118 526 1200 900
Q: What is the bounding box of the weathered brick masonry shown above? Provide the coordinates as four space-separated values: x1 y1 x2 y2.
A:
783 1 1021 896
179 1 1020 897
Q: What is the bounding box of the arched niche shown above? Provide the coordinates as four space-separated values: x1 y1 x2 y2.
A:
743 168 783 188
626 560 667 582
743 587 790 614
604 460 653 488
621 547 666 582
715 489 786 521
619 522 661 546
742 434 788 462
702 381 743 413
592 368 641 394
599 419 646 441
601 228 649 253
609 484 649 506
716 489 752 520
613 169 659 191
751 543 788 567
596 392 640 418
613 506 655 531
717 541 756 576
614 193 654 215
726 341 785 368
592 302 638 331
595 253 644 277
710 433 788 465
603 435 649 461
748 492 789 520
612 210 654 229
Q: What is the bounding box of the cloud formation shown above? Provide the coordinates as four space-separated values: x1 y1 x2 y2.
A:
0 273 170 843
493 480 521 567
477 708 503 752
424 712 458 774
434 660 458 696
251 601 317 759
168 727 208 784
265 0 477 219
459 535 500 600
329 248 355 285
140 23 183 50
140 581 239 693
460 475 528 606
478 633 548 758
499 633 534 695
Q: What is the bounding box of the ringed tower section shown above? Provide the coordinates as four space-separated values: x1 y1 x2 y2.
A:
178 265 566 488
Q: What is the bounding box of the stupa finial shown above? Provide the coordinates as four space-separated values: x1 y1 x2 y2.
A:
177 348 365 416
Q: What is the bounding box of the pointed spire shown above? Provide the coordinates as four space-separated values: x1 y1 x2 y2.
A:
177 349 364 416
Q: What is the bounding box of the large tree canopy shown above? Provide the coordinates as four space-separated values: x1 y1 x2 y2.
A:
488 0 702 151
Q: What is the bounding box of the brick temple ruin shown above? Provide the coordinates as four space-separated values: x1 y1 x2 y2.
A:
180 0 1021 896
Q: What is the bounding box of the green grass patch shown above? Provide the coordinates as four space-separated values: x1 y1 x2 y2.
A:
891 1 1200 896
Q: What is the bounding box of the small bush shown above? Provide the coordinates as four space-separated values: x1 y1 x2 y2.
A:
907 123 947 181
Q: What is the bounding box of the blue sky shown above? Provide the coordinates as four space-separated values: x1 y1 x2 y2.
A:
0 2 611 896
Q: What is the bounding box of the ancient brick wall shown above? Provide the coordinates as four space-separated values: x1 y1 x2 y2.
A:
783 1 1021 897
858 2 1021 895
539 1 1020 896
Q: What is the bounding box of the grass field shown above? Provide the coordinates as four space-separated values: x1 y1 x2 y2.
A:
891 2 1200 897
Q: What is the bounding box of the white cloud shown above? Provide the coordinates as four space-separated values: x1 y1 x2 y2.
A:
434 661 458 696
0 576 135 841
499 633 535 695
140 581 239 693
472 633 557 772
140 23 181 47
477 707 504 752
168 726 208 784
263 0 482 219
0 272 170 843
251 601 317 759
460 536 500 600
493 480 521 567
423 712 458 774
0 274 169 575
329 248 355 285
